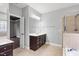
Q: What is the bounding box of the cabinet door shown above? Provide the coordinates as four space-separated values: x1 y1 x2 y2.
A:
0 49 13 56
37 36 41 47
30 36 38 51
41 35 44 45
44 34 46 44
66 16 75 32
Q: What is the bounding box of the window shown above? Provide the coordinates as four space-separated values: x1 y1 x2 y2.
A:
0 21 7 32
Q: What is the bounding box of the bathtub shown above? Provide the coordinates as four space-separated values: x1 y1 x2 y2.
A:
63 48 79 56
63 32 79 56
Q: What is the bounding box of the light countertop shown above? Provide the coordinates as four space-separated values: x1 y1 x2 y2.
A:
29 33 46 36
0 37 14 45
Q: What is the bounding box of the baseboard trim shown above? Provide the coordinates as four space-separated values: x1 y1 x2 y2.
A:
46 42 62 47
24 46 29 50
25 42 62 49
26 47 29 50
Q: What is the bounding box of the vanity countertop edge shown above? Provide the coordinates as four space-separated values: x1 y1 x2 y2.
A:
0 37 14 46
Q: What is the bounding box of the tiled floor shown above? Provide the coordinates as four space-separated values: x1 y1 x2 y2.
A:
13 44 63 56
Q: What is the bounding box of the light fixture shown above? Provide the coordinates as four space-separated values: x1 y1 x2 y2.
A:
30 14 40 20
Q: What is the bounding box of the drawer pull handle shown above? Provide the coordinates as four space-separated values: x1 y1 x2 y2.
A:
37 46 39 48
4 48 6 49
37 42 39 44
4 54 6 56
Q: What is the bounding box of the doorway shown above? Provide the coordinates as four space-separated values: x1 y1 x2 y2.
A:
10 15 20 49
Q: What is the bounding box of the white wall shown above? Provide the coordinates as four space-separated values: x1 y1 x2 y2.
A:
22 6 29 49
41 4 79 45
9 3 22 17
29 7 41 34
0 3 9 13
41 11 62 44
22 6 41 49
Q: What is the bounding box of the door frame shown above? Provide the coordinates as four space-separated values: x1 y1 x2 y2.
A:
8 13 25 48
61 16 65 56
9 13 21 38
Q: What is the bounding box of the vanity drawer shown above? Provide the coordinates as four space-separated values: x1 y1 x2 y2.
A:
0 43 13 53
30 34 46 51
0 49 13 56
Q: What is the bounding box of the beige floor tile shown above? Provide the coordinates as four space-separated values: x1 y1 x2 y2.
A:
13 44 63 56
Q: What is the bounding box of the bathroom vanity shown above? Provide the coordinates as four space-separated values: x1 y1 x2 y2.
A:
30 33 46 51
0 38 14 56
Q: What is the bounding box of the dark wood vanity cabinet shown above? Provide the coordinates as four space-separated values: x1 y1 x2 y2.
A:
30 34 46 51
10 37 20 49
0 43 13 56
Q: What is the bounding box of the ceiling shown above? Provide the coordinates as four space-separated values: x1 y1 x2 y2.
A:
13 3 79 14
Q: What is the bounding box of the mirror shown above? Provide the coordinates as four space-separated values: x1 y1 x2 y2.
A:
0 20 7 36
0 11 8 37
0 3 9 38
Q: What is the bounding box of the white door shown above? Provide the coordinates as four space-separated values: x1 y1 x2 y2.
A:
20 17 25 48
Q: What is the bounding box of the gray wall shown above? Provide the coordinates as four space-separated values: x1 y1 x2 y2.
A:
10 20 20 38
41 4 79 45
